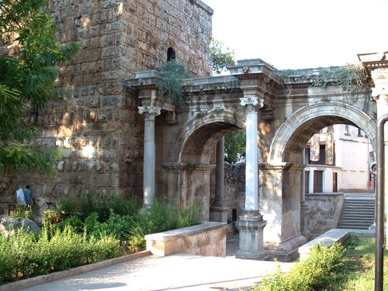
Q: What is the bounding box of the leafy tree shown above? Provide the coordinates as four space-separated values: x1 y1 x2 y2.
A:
210 38 236 75
209 39 242 162
0 0 79 173
224 130 245 163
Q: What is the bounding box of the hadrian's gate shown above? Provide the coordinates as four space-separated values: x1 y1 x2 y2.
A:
130 59 377 260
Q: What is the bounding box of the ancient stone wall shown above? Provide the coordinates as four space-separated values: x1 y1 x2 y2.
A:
305 193 344 235
0 0 213 214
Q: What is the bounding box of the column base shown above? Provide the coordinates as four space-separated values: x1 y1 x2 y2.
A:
235 211 267 260
209 205 229 223
265 235 307 262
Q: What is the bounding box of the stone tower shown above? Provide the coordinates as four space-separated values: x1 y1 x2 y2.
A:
0 0 213 212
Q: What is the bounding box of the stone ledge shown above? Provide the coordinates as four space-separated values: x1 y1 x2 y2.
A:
298 228 375 259
145 222 227 257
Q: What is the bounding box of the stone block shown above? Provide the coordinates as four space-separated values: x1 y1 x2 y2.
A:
145 222 227 257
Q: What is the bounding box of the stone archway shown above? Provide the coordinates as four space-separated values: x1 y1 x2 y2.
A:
269 102 376 163
260 102 376 260
162 111 244 220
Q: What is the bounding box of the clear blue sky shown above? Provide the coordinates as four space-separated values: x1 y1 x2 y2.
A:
204 0 388 69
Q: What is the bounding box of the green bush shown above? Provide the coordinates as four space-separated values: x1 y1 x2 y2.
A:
0 193 202 285
127 200 202 252
56 191 142 222
83 210 135 242
0 225 121 283
252 243 345 291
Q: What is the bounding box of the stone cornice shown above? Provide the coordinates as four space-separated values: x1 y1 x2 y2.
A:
358 52 388 78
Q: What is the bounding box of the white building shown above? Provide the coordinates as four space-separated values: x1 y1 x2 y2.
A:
304 125 374 194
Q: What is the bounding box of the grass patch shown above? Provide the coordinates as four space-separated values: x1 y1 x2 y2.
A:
251 237 388 290
334 237 388 290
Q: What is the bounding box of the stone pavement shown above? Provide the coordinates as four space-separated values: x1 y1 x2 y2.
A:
2 236 295 291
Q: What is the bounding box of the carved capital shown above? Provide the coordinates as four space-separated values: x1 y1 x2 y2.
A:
240 96 264 112
138 105 161 120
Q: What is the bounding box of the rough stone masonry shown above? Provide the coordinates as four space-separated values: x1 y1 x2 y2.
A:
0 0 213 213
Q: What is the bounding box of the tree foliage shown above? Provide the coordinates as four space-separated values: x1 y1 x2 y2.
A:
0 0 79 173
224 130 245 163
210 38 236 75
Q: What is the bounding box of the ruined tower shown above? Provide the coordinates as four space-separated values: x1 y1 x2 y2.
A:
0 0 213 211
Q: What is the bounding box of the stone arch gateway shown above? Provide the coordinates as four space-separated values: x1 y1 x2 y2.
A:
260 101 376 260
269 102 376 164
130 59 378 261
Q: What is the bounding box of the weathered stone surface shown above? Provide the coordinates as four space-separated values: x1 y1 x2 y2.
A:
0 216 41 238
145 222 226 257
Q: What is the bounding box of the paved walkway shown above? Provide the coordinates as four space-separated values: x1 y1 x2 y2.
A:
2 236 295 291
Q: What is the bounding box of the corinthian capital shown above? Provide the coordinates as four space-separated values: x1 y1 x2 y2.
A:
138 105 161 120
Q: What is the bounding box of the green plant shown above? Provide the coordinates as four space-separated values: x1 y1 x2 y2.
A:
9 205 36 221
156 61 191 106
252 243 346 291
0 0 79 174
75 191 142 222
311 64 367 93
224 130 246 163
0 193 203 285
210 38 236 75
127 200 202 252
0 224 121 284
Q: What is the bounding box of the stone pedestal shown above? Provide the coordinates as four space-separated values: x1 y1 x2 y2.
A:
210 205 229 222
236 211 267 260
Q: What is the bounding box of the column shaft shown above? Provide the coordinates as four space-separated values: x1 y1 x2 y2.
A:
139 106 161 208
245 107 259 211
215 138 225 203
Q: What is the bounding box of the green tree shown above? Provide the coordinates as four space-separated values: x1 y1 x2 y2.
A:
210 38 236 75
224 130 245 163
0 0 79 173
210 39 243 162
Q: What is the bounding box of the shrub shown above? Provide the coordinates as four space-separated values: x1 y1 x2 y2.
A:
56 191 142 222
253 243 346 291
0 225 121 283
0 193 202 285
83 210 135 242
127 200 202 252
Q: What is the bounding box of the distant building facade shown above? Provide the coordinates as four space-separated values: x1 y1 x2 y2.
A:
304 124 374 194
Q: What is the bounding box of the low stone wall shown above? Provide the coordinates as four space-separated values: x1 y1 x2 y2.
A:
305 193 344 236
298 228 374 259
145 222 227 257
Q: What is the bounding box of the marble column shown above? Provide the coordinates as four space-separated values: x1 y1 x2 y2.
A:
210 137 229 222
138 105 161 208
236 96 267 260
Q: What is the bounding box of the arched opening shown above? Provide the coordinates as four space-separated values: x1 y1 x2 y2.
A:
263 102 376 248
167 47 176 61
162 111 244 221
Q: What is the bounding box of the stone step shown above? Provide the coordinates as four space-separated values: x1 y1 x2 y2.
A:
339 219 373 224
338 220 374 225
341 213 375 219
338 224 372 230
338 197 375 230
